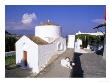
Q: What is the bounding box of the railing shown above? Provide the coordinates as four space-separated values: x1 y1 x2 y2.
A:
5 51 15 57
5 51 16 67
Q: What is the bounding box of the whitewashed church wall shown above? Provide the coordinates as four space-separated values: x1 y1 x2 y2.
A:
15 36 39 73
38 42 57 71
35 25 61 39
38 37 66 71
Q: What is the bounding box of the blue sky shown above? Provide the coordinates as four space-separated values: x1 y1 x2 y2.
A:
5 5 105 37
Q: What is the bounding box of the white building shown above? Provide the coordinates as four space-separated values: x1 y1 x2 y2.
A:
67 35 75 48
15 20 66 73
76 31 104 36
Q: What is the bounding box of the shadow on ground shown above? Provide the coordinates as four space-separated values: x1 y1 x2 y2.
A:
70 52 84 78
95 48 104 56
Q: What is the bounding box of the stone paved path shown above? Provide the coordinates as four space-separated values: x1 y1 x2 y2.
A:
71 50 106 78
33 48 74 78
5 67 32 78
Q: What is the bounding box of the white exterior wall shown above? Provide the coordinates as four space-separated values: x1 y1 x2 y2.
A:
67 35 75 48
15 36 39 73
35 25 61 43
16 36 66 74
38 43 57 71
38 37 66 71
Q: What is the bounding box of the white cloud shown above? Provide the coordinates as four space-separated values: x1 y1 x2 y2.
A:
92 19 105 24
6 21 35 30
21 13 37 25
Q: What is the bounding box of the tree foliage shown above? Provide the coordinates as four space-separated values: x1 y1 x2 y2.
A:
5 36 18 52
75 34 104 48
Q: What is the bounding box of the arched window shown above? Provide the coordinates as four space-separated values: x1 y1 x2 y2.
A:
57 42 64 51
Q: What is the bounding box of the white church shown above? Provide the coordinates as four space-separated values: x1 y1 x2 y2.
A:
15 20 66 73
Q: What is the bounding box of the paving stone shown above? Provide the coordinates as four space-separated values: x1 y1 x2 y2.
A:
71 52 106 78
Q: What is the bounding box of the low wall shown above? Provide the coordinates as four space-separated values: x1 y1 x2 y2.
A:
5 51 16 57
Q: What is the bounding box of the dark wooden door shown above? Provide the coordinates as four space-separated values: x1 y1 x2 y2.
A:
23 51 27 67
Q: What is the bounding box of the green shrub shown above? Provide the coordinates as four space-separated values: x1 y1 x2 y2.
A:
75 34 104 48
5 36 18 52
5 55 16 65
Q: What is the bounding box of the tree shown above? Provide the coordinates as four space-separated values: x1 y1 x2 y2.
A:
5 36 17 52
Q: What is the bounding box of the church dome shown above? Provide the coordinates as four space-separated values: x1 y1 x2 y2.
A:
35 20 61 43
39 19 58 26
